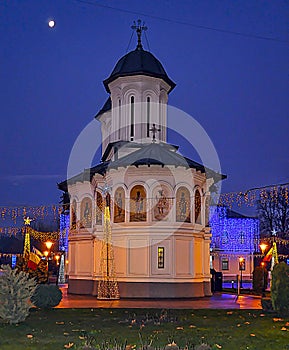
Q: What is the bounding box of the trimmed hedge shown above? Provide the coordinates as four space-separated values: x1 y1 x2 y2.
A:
271 262 289 315
31 284 62 308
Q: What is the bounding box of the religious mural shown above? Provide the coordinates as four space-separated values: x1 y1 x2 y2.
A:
176 187 191 222
153 185 170 221
195 189 202 224
80 197 92 228
130 185 146 221
114 187 125 223
95 192 103 225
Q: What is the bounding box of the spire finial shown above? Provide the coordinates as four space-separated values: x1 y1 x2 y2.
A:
131 19 147 50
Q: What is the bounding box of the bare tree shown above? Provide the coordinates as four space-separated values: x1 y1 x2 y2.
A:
257 187 289 238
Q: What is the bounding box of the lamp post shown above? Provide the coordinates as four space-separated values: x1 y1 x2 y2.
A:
239 257 245 288
44 241 54 281
260 243 267 296
261 262 266 297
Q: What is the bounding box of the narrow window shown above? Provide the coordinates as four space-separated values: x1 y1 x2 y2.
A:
221 258 229 270
130 96 134 140
146 96 150 137
118 99 121 139
158 247 165 269
195 189 201 224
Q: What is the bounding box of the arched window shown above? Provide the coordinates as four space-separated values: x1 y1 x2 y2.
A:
114 187 125 223
146 96 150 137
195 189 202 224
71 200 77 228
118 99 121 139
176 187 191 222
80 197 92 228
95 192 103 225
130 185 146 221
130 96 134 141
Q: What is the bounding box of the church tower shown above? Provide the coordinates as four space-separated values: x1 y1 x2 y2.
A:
95 20 175 154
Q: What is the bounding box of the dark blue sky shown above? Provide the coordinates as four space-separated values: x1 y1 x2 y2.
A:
1 0 288 208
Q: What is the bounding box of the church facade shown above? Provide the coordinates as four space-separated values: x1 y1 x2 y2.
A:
58 26 225 298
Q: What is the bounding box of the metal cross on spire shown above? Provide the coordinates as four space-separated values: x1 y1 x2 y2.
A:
131 19 147 50
149 123 161 142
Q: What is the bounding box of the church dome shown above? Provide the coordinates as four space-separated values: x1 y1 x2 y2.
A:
103 47 176 93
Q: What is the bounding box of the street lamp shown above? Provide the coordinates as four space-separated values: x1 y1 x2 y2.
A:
45 241 53 250
261 261 266 296
239 257 245 288
259 243 267 296
260 243 267 255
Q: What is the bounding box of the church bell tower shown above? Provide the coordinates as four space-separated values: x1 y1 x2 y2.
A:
95 20 176 155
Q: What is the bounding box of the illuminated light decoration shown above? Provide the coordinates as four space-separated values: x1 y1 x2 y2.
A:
59 212 69 252
210 206 259 253
0 226 60 241
58 254 65 284
0 183 287 222
97 203 120 300
11 255 17 268
263 242 279 270
23 226 31 260
24 217 33 225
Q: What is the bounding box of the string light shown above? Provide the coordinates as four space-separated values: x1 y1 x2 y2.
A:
210 206 259 253
0 183 287 221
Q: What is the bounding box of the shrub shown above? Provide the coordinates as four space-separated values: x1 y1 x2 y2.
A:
252 266 268 294
0 264 36 324
261 297 273 312
271 262 289 315
31 284 62 308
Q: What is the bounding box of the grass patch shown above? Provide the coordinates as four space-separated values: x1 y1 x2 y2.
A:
0 308 289 350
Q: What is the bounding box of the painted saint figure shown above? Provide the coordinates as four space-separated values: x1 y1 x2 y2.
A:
114 189 125 223
135 191 143 217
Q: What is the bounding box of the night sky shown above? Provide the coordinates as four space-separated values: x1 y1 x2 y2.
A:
1 0 288 211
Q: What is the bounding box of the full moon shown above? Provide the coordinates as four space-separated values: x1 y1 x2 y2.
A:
48 20 55 28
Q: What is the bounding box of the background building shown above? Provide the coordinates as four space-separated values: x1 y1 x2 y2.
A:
210 206 259 283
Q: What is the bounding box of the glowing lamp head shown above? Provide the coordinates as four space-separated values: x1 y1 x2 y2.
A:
239 257 244 262
260 243 267 254
43 251 49 257
45 241 53 250
261 262 265 267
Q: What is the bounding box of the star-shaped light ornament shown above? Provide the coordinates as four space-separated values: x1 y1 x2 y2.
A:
24 217 33 225
99 183 112 196
272 229 277 236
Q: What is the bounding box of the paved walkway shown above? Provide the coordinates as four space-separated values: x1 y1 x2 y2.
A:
57 286 262 310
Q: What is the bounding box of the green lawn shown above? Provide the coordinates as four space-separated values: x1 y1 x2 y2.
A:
0 308 289 350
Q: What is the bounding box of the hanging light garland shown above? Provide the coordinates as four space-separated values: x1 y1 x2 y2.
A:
0 204 63 222
0 182 287 222
0 225 59 241
219 183 289 208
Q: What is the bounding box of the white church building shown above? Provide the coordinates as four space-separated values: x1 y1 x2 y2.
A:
58 24 225 298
